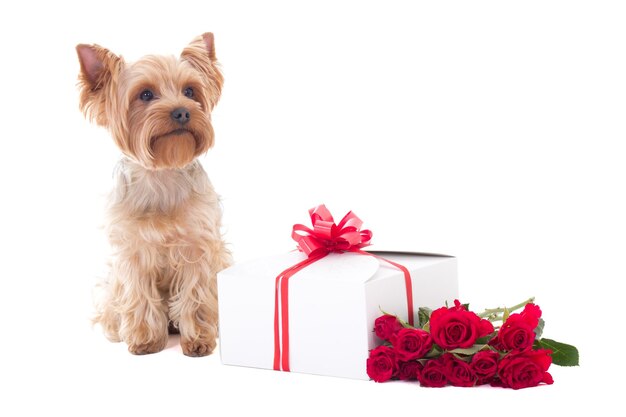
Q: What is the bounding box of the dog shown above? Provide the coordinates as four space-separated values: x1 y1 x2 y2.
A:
76 33 231 356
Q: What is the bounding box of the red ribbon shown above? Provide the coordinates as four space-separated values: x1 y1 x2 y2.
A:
273 205 414 372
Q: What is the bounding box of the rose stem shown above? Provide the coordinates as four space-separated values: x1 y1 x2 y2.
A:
477 297 535 319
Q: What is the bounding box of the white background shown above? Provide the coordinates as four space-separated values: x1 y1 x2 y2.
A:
0 0 623 415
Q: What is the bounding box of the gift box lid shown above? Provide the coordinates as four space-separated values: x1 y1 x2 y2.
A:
220 250 453 285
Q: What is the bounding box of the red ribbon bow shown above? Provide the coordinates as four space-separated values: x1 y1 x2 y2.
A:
273 205 414 372
292 205 373 257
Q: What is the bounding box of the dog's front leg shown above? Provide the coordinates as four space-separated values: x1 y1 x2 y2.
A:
168 245 222 357
113 250 169 355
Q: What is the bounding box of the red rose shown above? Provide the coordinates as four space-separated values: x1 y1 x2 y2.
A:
374 314 403 342
429 300 494 350
470 350 499 385
397 361 422 381
446 354 476 387
417 356 448 387
366 346 398 382
496 349 554 389
394 328 433 361
496 303 542 351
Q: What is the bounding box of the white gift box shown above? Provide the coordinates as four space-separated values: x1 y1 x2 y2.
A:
217 251 458 380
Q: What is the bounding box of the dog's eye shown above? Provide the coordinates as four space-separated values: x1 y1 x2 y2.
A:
183 87 194 98
140 90 154 101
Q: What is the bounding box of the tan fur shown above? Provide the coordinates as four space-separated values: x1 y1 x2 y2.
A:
77 33 231 356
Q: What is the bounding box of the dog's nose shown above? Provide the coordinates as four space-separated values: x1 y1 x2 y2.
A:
171 107 191 125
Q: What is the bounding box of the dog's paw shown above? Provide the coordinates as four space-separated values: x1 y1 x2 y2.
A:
181 339 216 357
128 340 166 355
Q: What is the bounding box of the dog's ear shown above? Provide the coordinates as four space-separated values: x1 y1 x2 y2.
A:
76 44 122 127
181 33 224 109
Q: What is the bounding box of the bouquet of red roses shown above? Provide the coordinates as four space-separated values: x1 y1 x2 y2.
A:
367 298 578 389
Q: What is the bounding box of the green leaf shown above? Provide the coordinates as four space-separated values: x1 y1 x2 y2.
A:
502 307 510 322
448 344 488 356
476 332 496 345
379 307 392 316
535 338 579 366
425 345 443 358
379 307 414 329
418 307 432 329
534 318 545 339
451 353 472 362
399 319 414 329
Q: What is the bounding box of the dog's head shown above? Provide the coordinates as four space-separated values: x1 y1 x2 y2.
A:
76 33 223 170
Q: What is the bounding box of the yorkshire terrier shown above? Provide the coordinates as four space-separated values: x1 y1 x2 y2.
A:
76 33 231 356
